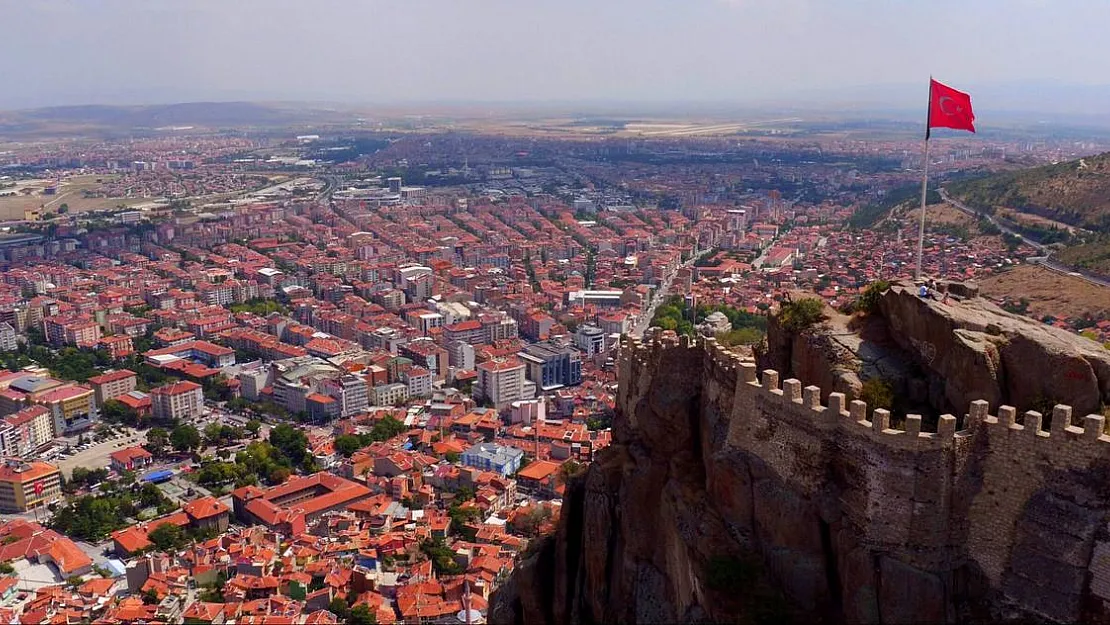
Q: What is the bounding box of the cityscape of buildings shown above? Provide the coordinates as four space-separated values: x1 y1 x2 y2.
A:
0 120 1104 623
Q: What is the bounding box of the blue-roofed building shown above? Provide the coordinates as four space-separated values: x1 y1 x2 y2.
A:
461 443 524 477
141 469 174 484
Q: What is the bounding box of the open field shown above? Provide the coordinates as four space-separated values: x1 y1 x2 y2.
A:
906 203 979 228
625 118 804 136
0 174 154 221
997 207 1086 234
978 264 1110 319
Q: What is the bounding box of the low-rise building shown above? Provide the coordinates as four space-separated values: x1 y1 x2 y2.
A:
231 472 371 534
461 443 524 477
110 446 154 473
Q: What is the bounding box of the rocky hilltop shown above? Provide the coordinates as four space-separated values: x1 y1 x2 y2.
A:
491 285 1110 624
762 281 1110 424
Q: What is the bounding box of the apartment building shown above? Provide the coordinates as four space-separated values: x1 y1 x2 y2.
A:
87 370 138 406
403 367 433 398
370 383 409 407
321 374 369 418
1 406 53 456
475 357 527 408
0 323 16 352
44 315 101 348
443 320 486 346
520 341 582 390
39 386 96 436
398 338 448 382
150 381 204 422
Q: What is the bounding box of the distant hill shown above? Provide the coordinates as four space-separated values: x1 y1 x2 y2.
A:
0 102 354 137
947 153 1110 275
948 152 1110 234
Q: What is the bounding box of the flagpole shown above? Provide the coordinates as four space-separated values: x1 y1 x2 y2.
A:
915 79 933 281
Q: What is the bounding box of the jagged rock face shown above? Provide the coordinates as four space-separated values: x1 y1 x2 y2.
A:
761 281 1110 418
491 326 1110 625
877 283 1110 417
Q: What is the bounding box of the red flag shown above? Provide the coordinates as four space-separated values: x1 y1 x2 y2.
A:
927 79 975 137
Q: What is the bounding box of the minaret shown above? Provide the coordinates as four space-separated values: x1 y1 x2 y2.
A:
463 577 472 625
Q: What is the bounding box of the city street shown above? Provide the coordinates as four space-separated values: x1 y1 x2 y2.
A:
629 248 713 338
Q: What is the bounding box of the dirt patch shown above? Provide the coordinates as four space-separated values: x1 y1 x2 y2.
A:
978 264 1110 319
905 203 979 229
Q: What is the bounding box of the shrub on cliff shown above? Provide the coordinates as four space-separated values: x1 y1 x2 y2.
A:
860 378 894 411
856 280 891 315
778 298 826 332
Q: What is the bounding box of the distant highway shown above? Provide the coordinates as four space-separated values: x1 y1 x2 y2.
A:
938 188 1110 290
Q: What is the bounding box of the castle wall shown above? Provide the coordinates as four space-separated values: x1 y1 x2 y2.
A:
617 332 1110 623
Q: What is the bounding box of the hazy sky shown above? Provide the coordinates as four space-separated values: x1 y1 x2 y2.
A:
5 0 1110 111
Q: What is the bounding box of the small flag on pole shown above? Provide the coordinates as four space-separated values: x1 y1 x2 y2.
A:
927 79 976 138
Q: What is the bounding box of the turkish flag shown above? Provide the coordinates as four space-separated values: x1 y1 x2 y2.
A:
928 79 975 137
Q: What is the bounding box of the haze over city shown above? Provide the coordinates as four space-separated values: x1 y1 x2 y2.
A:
6 0 1110 114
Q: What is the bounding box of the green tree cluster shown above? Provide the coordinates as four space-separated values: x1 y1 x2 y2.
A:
228 298 288 316
50 483 175 541
204 422 245 448
67 467 109 491
202 377 235 402
859 378 894 412
100 399 145 428
170 424 202 453
651 296 695 336
855 280 891 315
420 539 464 576
778 298 826 333
448 503 482 541
333 417 410 458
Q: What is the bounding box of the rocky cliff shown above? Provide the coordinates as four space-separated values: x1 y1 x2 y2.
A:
762 282 1110 423
491 287 1110 625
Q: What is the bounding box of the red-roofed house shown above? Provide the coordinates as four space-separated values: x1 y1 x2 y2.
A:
110 446 154 472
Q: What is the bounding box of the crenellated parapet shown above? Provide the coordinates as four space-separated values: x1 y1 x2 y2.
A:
620 332 1110 459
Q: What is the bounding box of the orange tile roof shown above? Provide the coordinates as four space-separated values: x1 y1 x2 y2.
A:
516 460 560 481
0 461 58 484
183 496 230 521
48 538 92 575
87 369 137 385
151 380 202 396
110 446 153 464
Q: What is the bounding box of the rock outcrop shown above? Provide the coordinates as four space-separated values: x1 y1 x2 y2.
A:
762 281 1110 420
491 296 1110 624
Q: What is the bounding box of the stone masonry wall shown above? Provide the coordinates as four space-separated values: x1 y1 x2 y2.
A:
622 332 1110 623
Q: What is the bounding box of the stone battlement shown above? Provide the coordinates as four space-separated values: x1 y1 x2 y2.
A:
617 330 1110 621
620 332 1109 455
